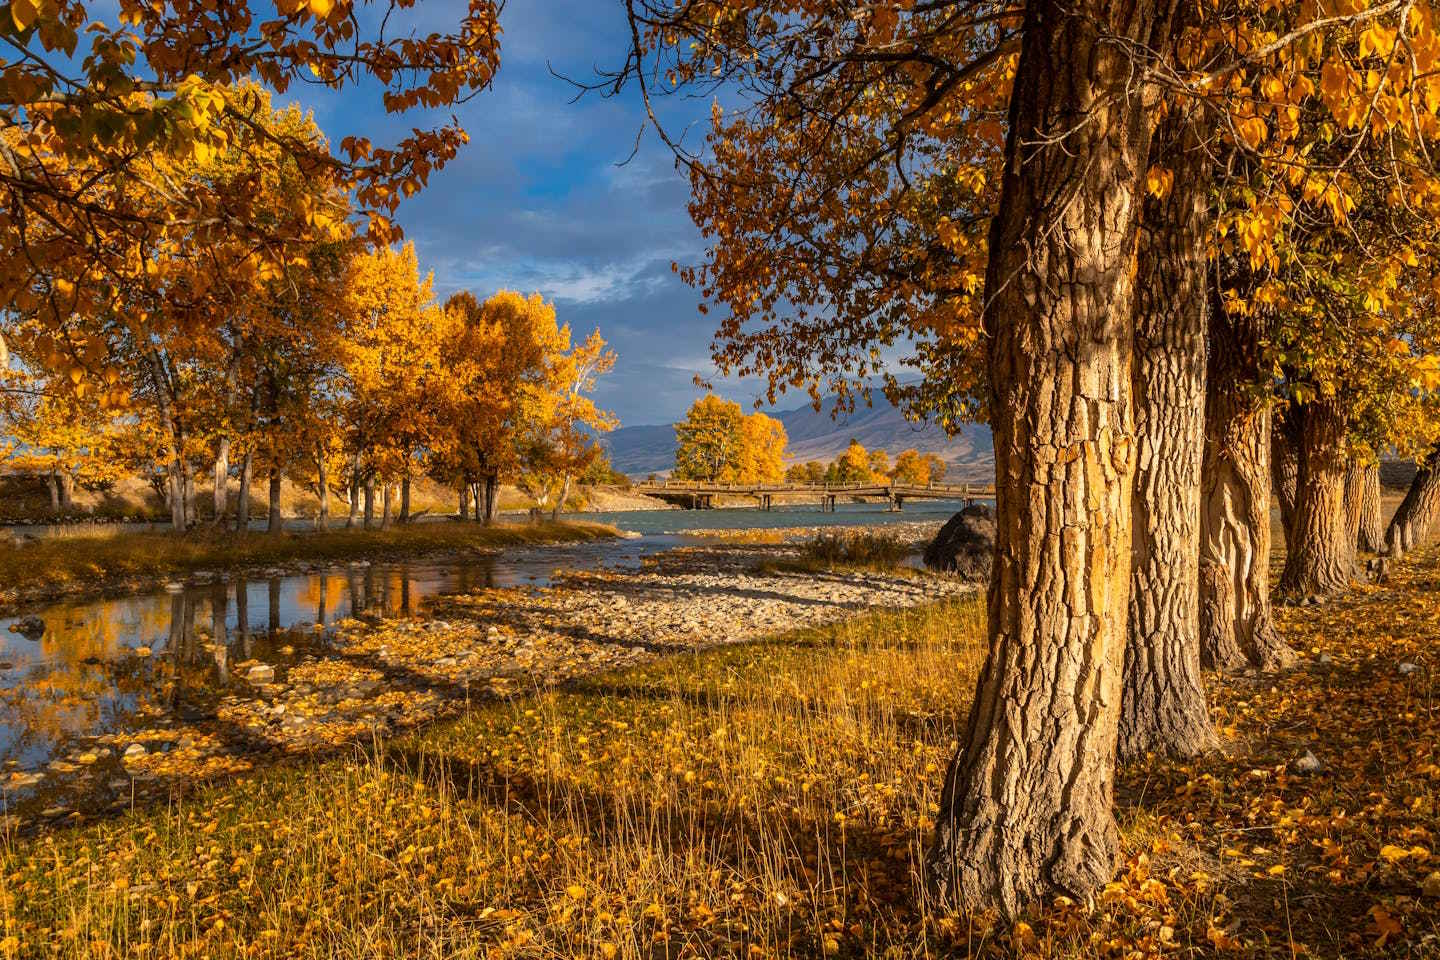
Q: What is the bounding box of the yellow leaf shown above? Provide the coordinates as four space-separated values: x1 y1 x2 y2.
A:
1380 844 1410 863
9 0 37 32
308 0 333 17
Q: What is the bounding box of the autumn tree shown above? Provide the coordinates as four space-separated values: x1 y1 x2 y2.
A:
673 395 744 482
830 439 873 484
890 449 931 487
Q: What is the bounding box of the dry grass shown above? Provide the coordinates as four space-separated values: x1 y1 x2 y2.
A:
4 557 1439 958
0 520 619 608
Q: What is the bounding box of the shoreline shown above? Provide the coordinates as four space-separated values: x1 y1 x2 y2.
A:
2 537 972 831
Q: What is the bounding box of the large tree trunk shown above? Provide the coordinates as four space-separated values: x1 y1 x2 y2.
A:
1199 307 1293 671
168 466 187 532
267 467 283 535
1118 108 1214 762
1356 461 1383 553
1271 406 1299 549
363 475 376 529
1386 443 1440 558
347 456 361 529
381 483 393 529
46 472 60 513
459 484 471 521
926 0 1178 916
237 451 252 530
58 472 74 511
1278 400 1351 597
212 438 231 525
400 475 411 524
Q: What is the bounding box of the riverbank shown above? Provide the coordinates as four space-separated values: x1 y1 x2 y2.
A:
0 539 968 829
0 520 620 614
6 544 1438 957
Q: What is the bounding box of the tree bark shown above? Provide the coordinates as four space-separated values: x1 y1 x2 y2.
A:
168 466 187 532
400 476 411 524
1385 442 1440 557
183 459 196 528
237 451 252 530
1199 307 1293 671
1271 407 1299 551
1357 461 1382 553
926 0 1178 916
212 438 231 525
267 467 283 535
1278 400 1352 597
363 475 376 529
315 446 329 532
46 472 60 513
482 475 499 525
459 484 471 521
1118 108 1215 762
551 474 572 522
57 472 74 511
1342 461 1365 554
381 483 393 529
347 456 361 529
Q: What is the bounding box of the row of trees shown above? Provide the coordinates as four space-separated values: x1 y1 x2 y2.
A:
784 441 948 487
1 86 616 532
612 0 1440 916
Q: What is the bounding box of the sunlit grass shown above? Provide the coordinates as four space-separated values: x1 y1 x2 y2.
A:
0 520 619 607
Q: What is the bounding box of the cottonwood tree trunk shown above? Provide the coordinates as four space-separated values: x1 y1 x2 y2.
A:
459 484 471 521
347 456 361 529
1118 108 1215 762
1343 461 1366 554
1199 303 1293 671
1386 442 1440 557
237 452 252 530
267 467 283 535
58 472 74 511
1271 408 1299 551
1357 462 1383 553
1278 400 1352 597
363 475 376 529
927 0 1179 916
46 472 60 513
482 475 499 525
212 438 231 525
168 467 187 532
551 475 572 522
400 476 411 523
381 484 393 529
315 447 329 532
183 460 197 528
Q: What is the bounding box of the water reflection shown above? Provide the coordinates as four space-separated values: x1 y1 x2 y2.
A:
0 536 684 778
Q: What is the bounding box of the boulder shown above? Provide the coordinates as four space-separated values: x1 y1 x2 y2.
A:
8 616 45 639
923 505 996 582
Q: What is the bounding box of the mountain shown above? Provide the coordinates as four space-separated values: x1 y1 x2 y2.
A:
602 395 994 481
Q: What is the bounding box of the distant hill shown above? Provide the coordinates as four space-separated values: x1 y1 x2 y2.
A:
602 395 994 481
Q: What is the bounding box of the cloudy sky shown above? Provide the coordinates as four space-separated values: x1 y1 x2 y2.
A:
302 2 755 428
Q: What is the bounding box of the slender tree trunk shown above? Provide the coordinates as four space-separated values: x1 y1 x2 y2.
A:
1278 400 1351 597
400 475 411 524
267 467 283 535
183 459 196 527
551 474 572 522
169 466 187 532
1119 108 1215 762
381 483 393 529
459 484 471 522
212 438 231 525
46 472 60 513
315 446 329 532
1271 406 1299 549
1386 442 1440 557
926 0 1179 916
1343 461 1366 554
471 482 483 522
57 472 74 511
1357 462 1382 553
489 476 501 525
1199 306 1293 671
363 475 376 529
237 451 252 530
347 456 360 529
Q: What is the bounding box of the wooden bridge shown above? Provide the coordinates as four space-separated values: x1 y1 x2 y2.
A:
632 479 996 511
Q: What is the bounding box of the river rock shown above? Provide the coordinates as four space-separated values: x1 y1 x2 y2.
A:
245 663 276 684
922 505 996 582
9 616 45 639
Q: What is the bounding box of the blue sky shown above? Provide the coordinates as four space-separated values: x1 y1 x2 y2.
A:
299 1 752 428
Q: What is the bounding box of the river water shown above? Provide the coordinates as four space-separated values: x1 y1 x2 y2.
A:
0 500 973 794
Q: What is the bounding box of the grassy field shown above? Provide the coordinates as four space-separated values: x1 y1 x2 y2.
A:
0 520 619 609
4 550 1437 958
